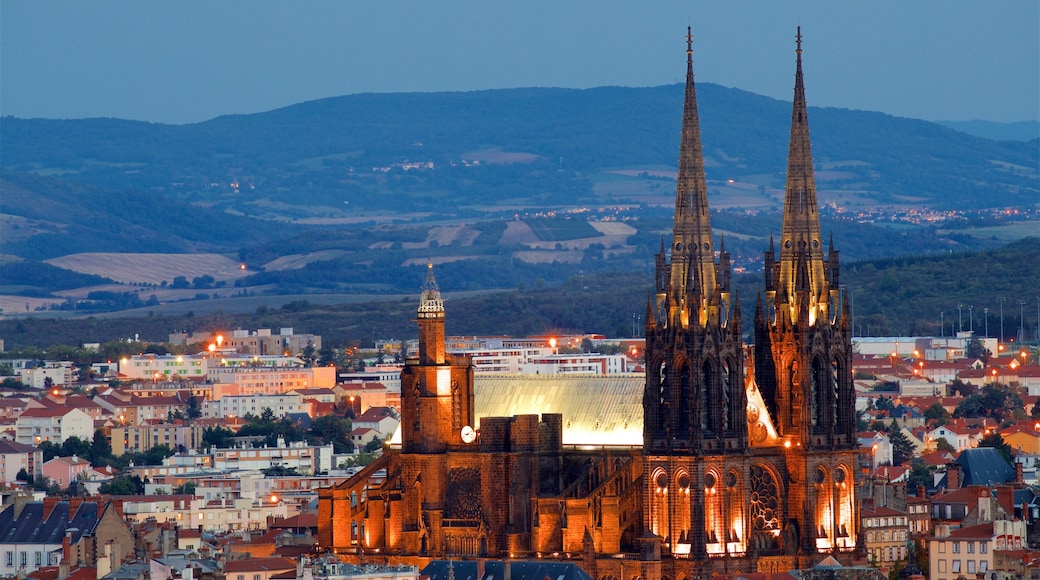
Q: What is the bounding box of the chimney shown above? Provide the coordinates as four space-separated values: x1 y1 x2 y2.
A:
43 497 60 520
917 483 926 498
1015 462 1024 484
62 532 72 564
477 560 485 580
68 497 83 517
11 494 31 519
946 464 961 490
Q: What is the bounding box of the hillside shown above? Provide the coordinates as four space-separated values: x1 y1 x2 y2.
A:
3 84 1036 222
1 237 1036 350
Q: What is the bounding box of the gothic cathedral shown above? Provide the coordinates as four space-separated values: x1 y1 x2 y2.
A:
643 27 860 576
318 27 862 577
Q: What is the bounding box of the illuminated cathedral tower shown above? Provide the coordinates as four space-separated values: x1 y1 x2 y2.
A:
754 27 859 557
643 27 749 563
643 28 860 576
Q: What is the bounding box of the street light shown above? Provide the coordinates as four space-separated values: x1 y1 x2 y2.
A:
998 297 1007 341
968 305 974 334
984 307 989 338
1020 300 1028 343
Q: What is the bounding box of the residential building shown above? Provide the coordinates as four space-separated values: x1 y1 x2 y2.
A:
17 363 74 390
209 367 336 398
110 423 205 455
211 438 334 474
203 393 307 420
859 432 893 471
219 328 322 356
0 440 43 482
14 407 93 445
42 455 92 488
351 407 398 439
860 505 909 569
929 520 1026 580
0 497 134 577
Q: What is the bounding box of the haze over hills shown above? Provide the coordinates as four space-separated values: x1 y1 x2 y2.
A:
0 83 1037 321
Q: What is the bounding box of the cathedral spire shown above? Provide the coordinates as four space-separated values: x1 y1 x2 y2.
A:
777 26 825 313
669 26 716 309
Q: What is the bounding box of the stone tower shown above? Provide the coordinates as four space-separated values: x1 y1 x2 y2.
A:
400 262 475 454
642 26 748 563
754 27 859 557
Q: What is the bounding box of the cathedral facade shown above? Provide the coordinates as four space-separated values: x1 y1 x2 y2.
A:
318 27 862 578
641 27 861 578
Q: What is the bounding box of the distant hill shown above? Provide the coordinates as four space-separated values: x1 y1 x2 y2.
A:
0 169 296 260
2 85 1037 320
1 237 1036 349
3 84 1036 220
936 120 1040 142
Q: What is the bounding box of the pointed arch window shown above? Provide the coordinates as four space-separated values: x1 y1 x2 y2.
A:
700 360 715 432
650 468 670 540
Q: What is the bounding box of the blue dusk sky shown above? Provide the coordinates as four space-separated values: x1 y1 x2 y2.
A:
1 1 1037 125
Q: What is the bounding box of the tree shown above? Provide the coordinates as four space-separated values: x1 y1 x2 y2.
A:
99 475 144 495
310 414 353 453
301 341 318 366
977 432 1013 465
185 396 202 421
90 428 111 464
905 458 933 495
364 436 384 453
966 336 991 363
38 441 60 461
889 421 916 465
61 436 91 458
874 396 895 412
923 402 949 426
935 438 956 453
16 468 30 482
202 426 235 449
173 482 196 495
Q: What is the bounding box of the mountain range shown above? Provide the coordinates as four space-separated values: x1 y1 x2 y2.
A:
0 83 1037 321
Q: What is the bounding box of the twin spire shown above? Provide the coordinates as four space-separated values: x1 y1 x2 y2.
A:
661 26 824 326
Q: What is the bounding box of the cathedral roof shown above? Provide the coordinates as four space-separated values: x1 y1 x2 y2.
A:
475 374 644 446
422 560 593 580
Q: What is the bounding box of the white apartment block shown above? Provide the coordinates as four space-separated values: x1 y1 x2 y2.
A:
211 438 334 474
17 363 74 389
203 393 307 419
119 354 208 381
119 495 290 533
14 407 93 445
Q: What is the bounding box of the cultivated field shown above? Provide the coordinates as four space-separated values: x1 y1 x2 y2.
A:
45 253 252 285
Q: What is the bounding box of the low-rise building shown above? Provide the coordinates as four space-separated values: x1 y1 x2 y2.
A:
929 520 1027 580
0 497 134 577
203 393 307 420
110 423 205 455
42 455 92 488
14 407 93 445
861 504 909 570
211 438 334 475
0 441 42 483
